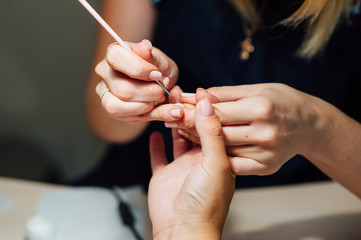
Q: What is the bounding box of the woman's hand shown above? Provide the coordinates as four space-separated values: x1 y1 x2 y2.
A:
148 98 235 240
167 83 320 176
94 40 184 124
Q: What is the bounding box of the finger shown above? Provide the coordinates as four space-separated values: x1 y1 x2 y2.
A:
98 89 155 118
132 39 153 63
221 125 255 146
107 77 165 102
228 155 281 176
150 47 179 82
172 128 193 159
149 132 168 175
195 98 228 171
168 95 266 129
226 145 276 161
178 129 201 145
96 59 165 102
195 88 220 103
142 104 184 121
176 124 262 146
207 84 265 102
128 40 179 88
95 80 110 98
180 92 197 105
106 44 161 81
169 85 183 104
165 108 195 129
212 95 272 125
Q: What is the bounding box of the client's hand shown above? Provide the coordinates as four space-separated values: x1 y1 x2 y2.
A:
148 98 235 240
169 84 320 176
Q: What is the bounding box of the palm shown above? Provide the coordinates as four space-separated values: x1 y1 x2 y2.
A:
148 147 204 235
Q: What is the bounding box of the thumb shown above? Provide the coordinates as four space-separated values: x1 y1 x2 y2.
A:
149 132 168 175
195 98 229 172
132 39 153 63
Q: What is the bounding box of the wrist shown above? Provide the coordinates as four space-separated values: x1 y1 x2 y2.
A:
300 95 336 160
154 224 222 240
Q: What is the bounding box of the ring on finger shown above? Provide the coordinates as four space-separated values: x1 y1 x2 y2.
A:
184 131 190 138
107 42 118 52
100 89 110 103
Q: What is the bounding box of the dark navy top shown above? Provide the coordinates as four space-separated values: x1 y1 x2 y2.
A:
76 0 361 189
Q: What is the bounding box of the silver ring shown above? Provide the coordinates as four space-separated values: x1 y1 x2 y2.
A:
184 131 190 138
154 101 159 106
107 42 118 52
100 90 110 103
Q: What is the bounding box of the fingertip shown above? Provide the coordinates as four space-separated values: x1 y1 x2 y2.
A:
168 85 183 104
141 39 152 50
197 98 215 117
195 98 227 164
196 88 220 103
133 40 154 63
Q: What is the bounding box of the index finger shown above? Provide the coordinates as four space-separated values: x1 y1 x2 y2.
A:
107 44 161 81
172 97 259 129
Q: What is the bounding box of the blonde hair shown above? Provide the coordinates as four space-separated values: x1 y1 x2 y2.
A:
229 0 353 58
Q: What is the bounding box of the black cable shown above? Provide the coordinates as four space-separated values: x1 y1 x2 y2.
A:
112 187 143 240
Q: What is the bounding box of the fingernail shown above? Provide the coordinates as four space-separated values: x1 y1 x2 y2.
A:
196 88 206 93
141 39 152 50
165 121 178 128
199 98 214 117
163 77 170 87
170 109 181 118
181 92 195 98
149 71 163 81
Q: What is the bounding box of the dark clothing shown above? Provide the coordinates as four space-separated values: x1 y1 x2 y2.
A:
75 0 361 189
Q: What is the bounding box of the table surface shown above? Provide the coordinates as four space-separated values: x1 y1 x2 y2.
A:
0 177 360 240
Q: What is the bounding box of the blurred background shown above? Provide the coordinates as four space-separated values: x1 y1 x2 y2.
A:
0 0 106 183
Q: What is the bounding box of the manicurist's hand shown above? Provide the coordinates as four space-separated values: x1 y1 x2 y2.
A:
95 40 183 124
148 98 235 240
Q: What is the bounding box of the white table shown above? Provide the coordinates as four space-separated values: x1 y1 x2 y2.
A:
0 177 360 240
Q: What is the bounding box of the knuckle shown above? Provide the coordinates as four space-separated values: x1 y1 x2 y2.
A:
114 87 136 101
204 123 223 137
127 64 148 79
103 101 122 118
151 85 165 99
260 154 282 175
259 126 278 146
254 95 275 120
207 86 219 96
95 61 106 77
106 47 120 68
229 158 243 175
262 162 281 175
95 83 102 96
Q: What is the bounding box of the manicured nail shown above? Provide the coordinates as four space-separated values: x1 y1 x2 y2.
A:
141 39 152 49
181 92 195 98
165 121 178 128
149 71 163 81
162 77 170 88
170 109 181 118
199 98 214 117
196 88 206 93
